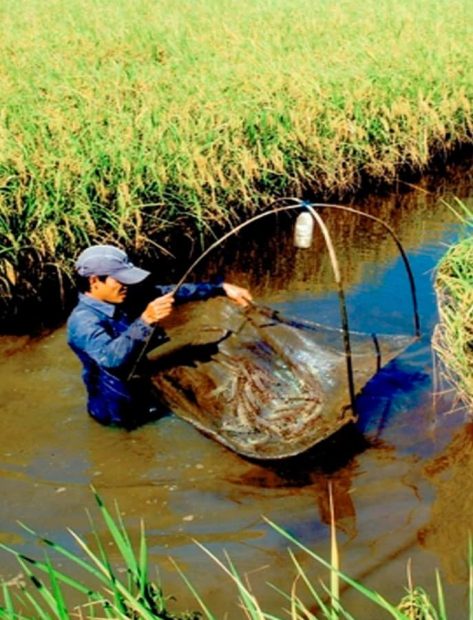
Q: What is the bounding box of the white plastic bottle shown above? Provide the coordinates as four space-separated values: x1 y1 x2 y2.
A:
293 211 314 248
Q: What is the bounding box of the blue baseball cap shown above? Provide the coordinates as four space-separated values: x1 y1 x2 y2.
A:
75 245 150 285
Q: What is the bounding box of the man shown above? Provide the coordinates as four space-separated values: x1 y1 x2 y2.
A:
67 244 252 429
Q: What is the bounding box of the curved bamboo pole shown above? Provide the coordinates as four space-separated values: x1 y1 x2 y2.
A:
304 204 356 415
174 198 303 288
306 202 421 338
129 198 420 410
174 199 420 342
174 199 355 416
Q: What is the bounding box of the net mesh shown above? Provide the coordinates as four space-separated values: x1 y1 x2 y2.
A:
149 298 415 459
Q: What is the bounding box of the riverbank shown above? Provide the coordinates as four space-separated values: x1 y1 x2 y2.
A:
434 212 473 411
0 181 470 616
0 488 465 619
1 0 473 327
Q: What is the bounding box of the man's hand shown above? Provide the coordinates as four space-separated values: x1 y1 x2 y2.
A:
222 282 253 308
141 292 175 325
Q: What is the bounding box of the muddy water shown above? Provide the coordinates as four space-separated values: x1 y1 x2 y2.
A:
1 165 473 618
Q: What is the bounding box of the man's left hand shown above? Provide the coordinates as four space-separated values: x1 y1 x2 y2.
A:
222 282 253 308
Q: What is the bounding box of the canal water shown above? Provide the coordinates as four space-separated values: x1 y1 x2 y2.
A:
0 161 472 618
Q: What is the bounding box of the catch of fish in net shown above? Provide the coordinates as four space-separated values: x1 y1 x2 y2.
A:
148 297 416 459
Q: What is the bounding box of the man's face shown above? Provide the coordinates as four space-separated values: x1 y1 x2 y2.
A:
89 275 128 304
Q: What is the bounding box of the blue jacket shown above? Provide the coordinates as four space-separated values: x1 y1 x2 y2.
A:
67 282 223 427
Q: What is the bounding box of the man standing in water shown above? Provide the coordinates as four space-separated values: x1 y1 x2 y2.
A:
67 245 252 429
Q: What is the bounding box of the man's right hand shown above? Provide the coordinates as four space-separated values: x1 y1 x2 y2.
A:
141 292 175 325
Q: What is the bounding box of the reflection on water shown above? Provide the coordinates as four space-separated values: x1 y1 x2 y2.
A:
0 160 473 616
230 424 372 541
200 168 472 306
419 422 473 583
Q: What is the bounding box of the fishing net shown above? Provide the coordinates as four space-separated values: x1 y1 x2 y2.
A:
149 298 415 459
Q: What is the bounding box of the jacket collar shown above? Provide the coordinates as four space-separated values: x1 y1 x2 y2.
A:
78 293 119 318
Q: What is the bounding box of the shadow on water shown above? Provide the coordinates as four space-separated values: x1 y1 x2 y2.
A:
231 424 372 539
225 356 429 546
249 423 372 482
355 358 430 437
0 159 473 616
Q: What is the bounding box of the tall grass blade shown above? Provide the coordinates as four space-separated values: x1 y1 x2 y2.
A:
169 557 216 620
222 550 265 619
287 548 331 618
85 507 138 616
16 589 51 620
8 525 107 591
66 529 157 620
318 582 356 620
0 539 118 619
81 514 128 615
14 557 53 620
435 570 446 620
265 581 312 620
44 554 68 620
469 535 473 620
328 483 340 620
1 583 15 618
264 519 409 619
196 544 265 619
439 199 471 226
92 489 139 577
138 519 149 602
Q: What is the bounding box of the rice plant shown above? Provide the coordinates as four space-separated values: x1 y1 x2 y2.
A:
433 199 473 411
1 0 473 323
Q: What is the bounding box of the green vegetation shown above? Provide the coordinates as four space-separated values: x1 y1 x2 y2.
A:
0 489 201 620
1 0 473 320
433 201 473 411
1 490 471 619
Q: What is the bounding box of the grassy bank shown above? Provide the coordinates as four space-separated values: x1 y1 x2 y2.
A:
433 203 473 411
1 0 473 323
1 490 471 619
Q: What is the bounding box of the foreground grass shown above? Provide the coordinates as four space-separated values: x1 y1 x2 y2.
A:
1 0 473 321
433 201 473 411
0 490 471 619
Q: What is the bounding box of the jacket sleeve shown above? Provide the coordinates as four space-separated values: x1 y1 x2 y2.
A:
67 308 166 373
156 282 224 303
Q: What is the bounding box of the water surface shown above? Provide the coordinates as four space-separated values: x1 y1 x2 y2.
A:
1 165 472 618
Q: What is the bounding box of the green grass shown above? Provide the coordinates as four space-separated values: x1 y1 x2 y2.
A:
1 0 473 321
1 489 472 619
433 200 473 411
0 489 201 620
